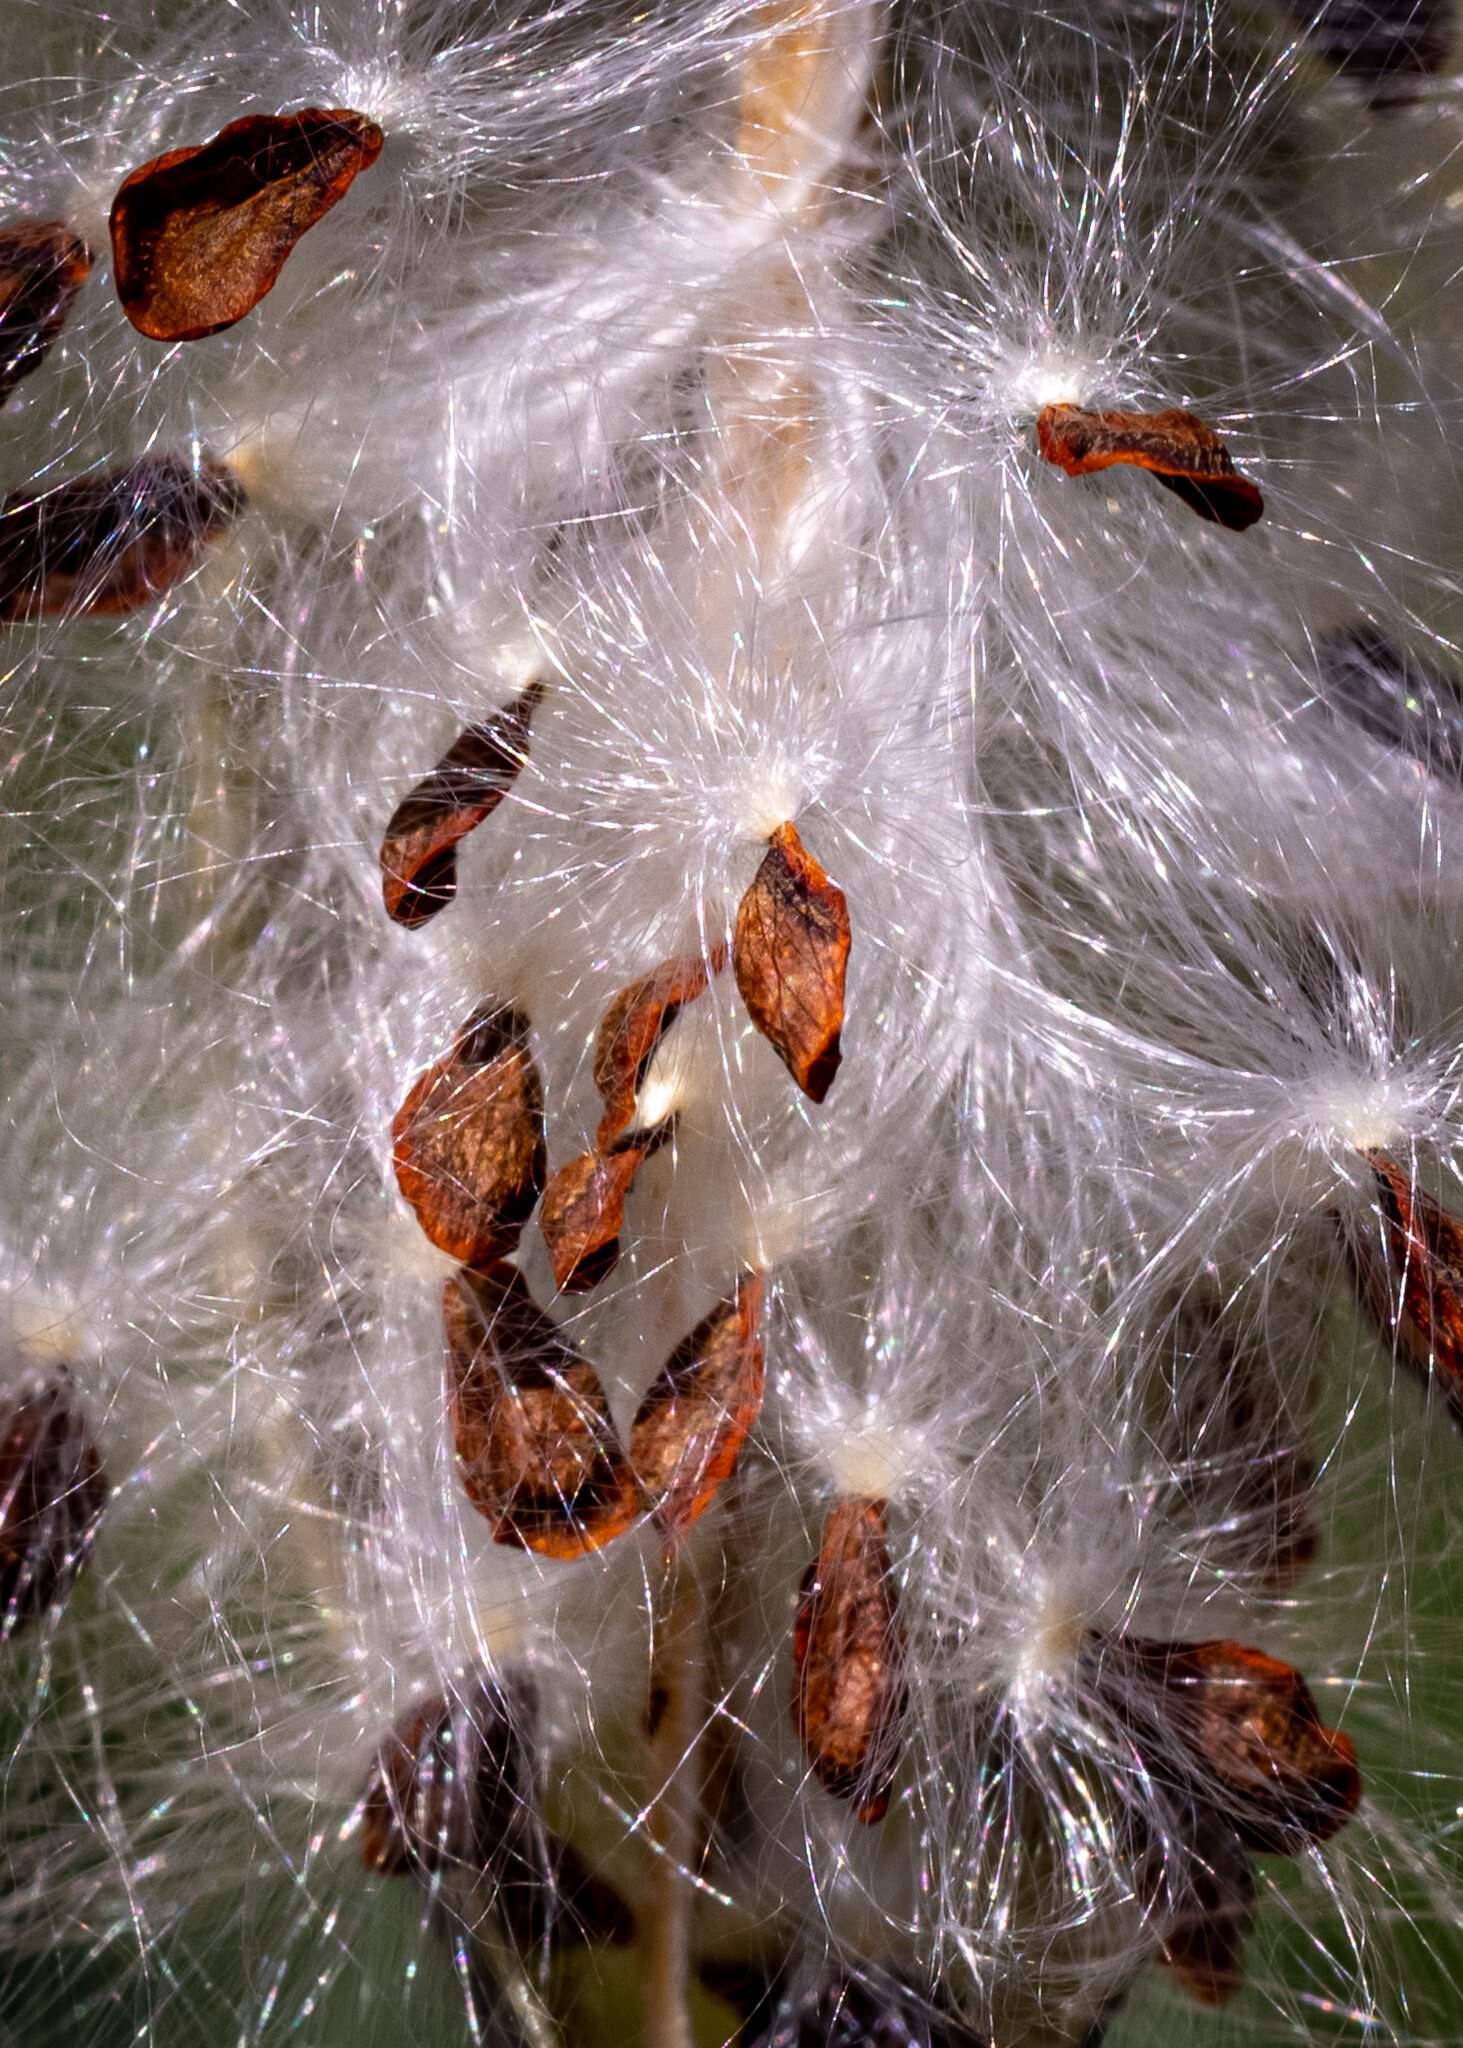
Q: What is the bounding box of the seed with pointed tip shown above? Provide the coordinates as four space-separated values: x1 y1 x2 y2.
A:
734 821 850 1103
361 1670 538 1878
592 945 726 1147
538 1141 655 1294
445 1262 642 1558
110 109 384 342
0 222 91 407
381 682 545 928
392 1003 546 1269
629 1271 765 1546
792 1496 907 1824
0 457 244 622
0 1374 108 1638
1109 1636 1360 1856
1351 1150 1463 1432
1035 403 1263 532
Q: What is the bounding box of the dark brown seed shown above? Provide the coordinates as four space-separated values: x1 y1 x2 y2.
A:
592 945 726 1147
538 1143 650 1294
361 1670 537 1877
733 820 850 1103
1112 1637 1361 1856
0 457 244 622
792 1496 907 1824
110 108 384 343
629 1271 765 1545
1158 1811 1256 2008
392 1003 546 1269
445 1262 642 1558
1035 403 1264 532
0 1374 108 1638
1282 0 1452 108
0 222 91 407
1317 625 1463 781
1352 1150 1463 1430
381 682 546 929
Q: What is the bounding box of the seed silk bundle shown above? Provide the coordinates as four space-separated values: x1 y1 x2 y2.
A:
5 0 1463 2043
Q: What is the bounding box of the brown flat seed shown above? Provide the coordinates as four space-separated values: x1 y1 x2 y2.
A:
0 1374 108 1638
0 457 245 622
1116 1637 1360 1856
445 1262 642 1558
592 944 727 1147
538 1143 650 1294
733 820 850 1104
392 1003 546 1269
0 222 91 407
110 108 384 342
792 1496 907 1824
1352 1151 1463 1430
361 1670 538 1877
1035 403 1264 532
381 682 546 928
628 1271 765 1545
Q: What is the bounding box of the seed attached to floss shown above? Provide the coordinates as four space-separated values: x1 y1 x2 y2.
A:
1035 403 1264 532
361 1670 537 1878
733 820 850 1104
1351 1150 1463 1431
792 1496 907 1824
110 108 384 343
1110 1636 1360 1856
1157 1810 1256 2009
592 944 726 1148
0 222 91 407
628 1270 766 1547
392 1003 547 1269
0 457 245 622
445 1261 642 1558
381 682 546 928
0 1374 108 1639
538 1143 651 1294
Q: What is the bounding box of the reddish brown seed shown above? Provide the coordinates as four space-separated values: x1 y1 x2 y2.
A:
445 1262 642 1559
1157 1809 1255 2008
1353 1150 1463 1431
733 820 850 1104
0 1374 108 1639
628 1271 765 1545
1116 1637 1360 1856
592 944 727 1148
792 1496 907 1824
1035 403 1264 532
110 108 384 342
538 1143 651 1295
381 682 546 929
392 1003 546 1269
361 1670 537 1877
0 457 245 622
0 222 91 407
